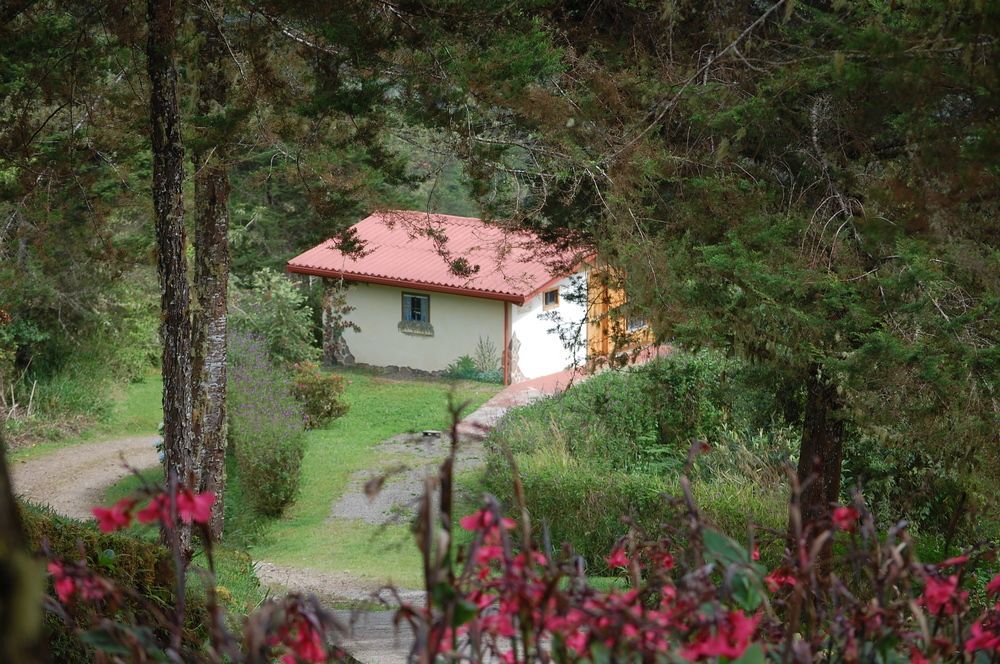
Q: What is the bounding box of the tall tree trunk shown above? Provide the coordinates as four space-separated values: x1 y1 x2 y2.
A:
147 0 195 558
191 0 231 540
795 364 845 561
0 422 46 663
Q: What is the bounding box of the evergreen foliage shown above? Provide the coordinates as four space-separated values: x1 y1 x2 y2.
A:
229 269 320 365
439 0 999 526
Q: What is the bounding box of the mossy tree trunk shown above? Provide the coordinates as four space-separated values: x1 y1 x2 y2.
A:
147 0 195 557
191 0 231 540
795 364 845 565
0 423 45 663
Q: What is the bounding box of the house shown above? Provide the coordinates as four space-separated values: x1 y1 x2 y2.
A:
286 210 646 383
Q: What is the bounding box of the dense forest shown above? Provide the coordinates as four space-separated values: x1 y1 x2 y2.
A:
0 1 997 662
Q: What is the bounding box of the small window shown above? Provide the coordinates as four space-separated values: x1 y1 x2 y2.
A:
402 293 430 322
627 316 647 332
542 288 560 310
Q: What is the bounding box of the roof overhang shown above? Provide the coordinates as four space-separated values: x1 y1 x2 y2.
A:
286 263 530 305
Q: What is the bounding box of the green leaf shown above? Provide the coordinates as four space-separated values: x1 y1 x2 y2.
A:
431 581 455 609
731 571 763 612
80 628 131 655
703 528 750 566
98 548 116 569
452 598 478 627
730 643 765 664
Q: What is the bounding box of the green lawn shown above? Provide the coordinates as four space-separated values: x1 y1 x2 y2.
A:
11 372 163 462
249 369 499 588
103 369 500 589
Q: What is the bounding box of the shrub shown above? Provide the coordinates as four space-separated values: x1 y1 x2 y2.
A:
229 269 320 365
228 332 306 516
493 351 728 474
445 353 504 383
483 452 671 575
445 354 478 379
473 336 501 373
19 500 205 663
290 362 349 429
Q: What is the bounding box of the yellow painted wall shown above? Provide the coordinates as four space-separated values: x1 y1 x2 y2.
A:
342 282 506 372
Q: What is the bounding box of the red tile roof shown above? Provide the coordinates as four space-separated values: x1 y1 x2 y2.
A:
286 210 576 304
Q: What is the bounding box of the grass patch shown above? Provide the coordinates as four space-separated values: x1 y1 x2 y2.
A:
102 368 499 589
10 371 162 462
248 369 499 588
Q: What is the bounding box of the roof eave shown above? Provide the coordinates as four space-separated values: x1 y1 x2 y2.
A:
286 263 528 305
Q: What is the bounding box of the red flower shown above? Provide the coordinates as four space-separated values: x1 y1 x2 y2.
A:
682 610 760 660
80 577 107 601
606 547 629 569
654 550 674 570
280 616 326 664
459 508 514 532
564 629 588 653
986 574 1000 596
764 568 796 593
474 544 504 566
177 489 215 524
92 498 134 533
832 506 860 532
48 562 76 603
940 555 969 567
920 575 967 616
909 647 929 664
136 493 170 525
965 618 1000 654
751 544 760 561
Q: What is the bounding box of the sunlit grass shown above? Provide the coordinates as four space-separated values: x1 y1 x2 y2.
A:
249 369 499 588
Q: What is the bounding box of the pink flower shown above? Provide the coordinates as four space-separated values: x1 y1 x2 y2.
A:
682 610 760 660
280 616 326 663
751 545 760 561
965 618 1000 654
474 544 504 566
136 493 170 525
655 550 674 570
80 577 106 601
459 508 514 532
986 574 1000 595
177 489 215 524
48 561 82 603
607 547 629 568
54 576 76 603
764 568 796 593
832 506 860 532
92 498 134 533
909 647 929 664
940 555 969 567
564 629 588 653
920 575 967 616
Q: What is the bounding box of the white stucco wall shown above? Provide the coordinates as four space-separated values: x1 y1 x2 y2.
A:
510 271 589 381
342 283 506 373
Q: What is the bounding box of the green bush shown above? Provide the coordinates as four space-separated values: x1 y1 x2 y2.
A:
445 355 478 379
482 449 672 575
290 362 349 428
444 354 504 383
19 501 209 663
481 350 799 573
494 352 728 473
228 332 306 516
229 269 319 365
